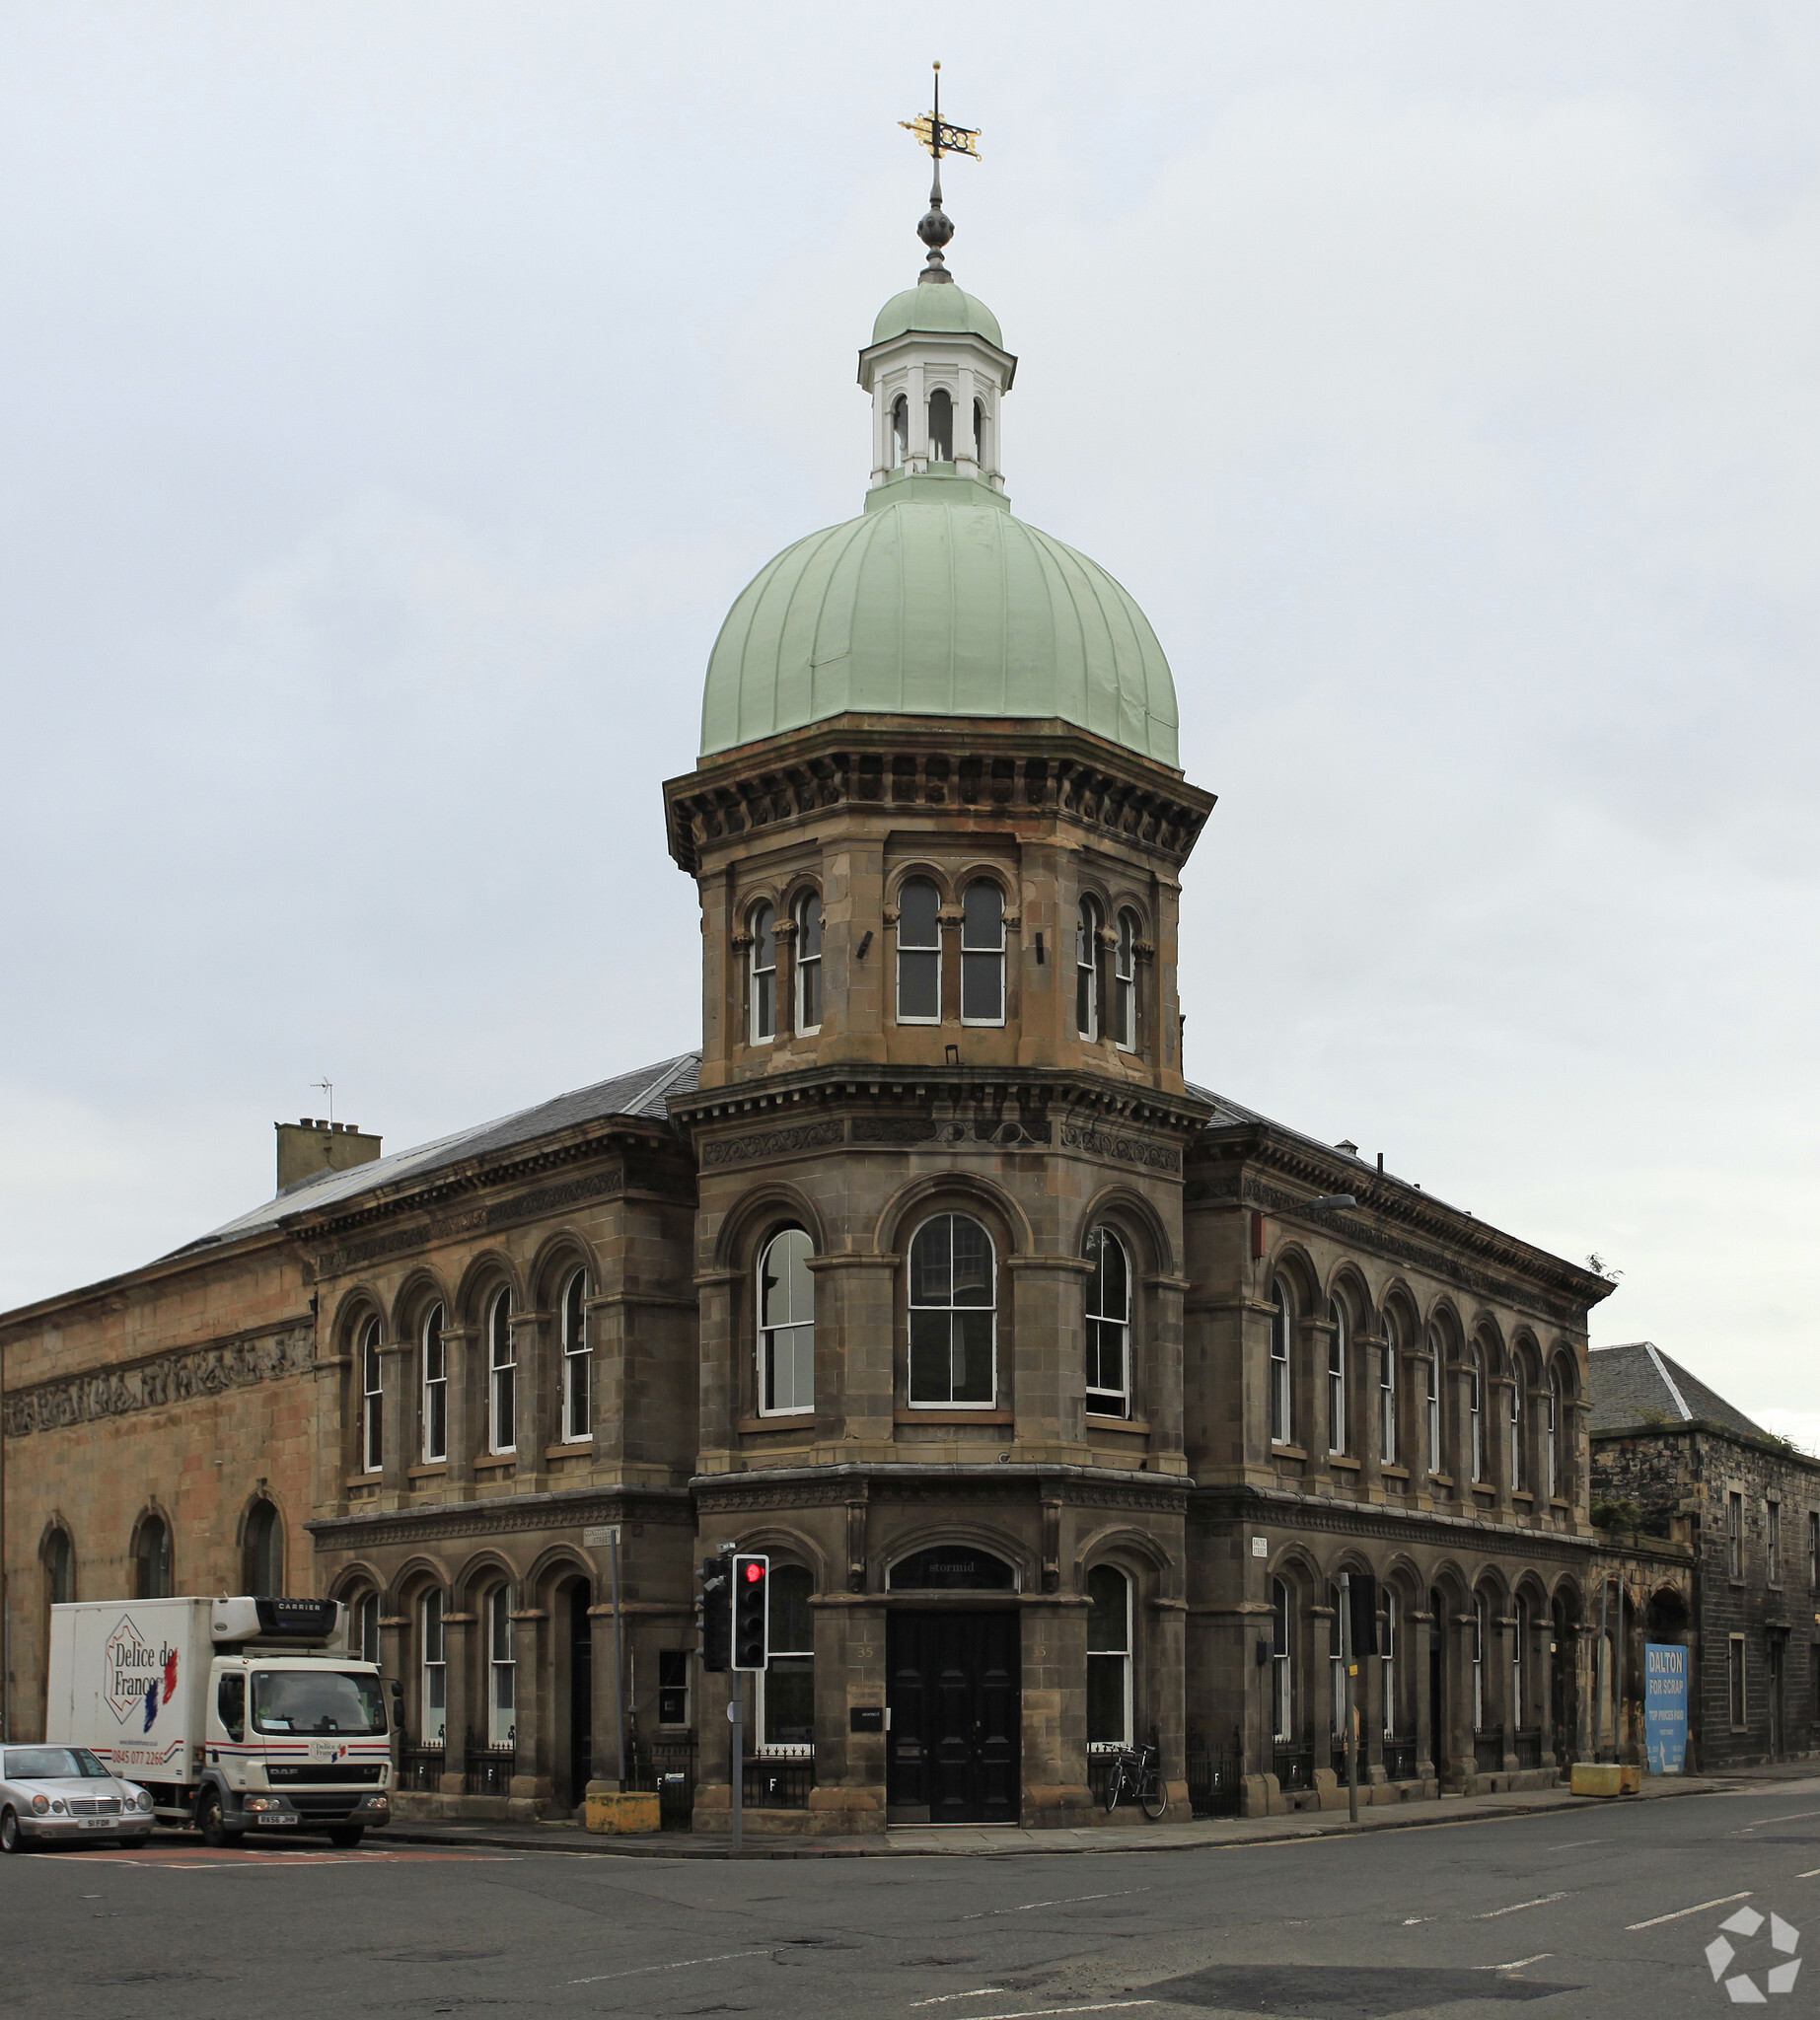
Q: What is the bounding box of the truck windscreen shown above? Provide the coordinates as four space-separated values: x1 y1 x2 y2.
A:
252 1670 388 1737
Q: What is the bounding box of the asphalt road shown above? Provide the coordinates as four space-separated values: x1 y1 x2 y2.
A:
5 1780 1817 2019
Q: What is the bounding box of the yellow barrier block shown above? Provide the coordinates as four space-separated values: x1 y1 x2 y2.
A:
1570 1763 1624 1798
584 1790 661 1836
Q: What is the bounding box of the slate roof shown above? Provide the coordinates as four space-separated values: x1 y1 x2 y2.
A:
168 1052 701 1257
1188 1083 1466 1214
1588 1341 1770 1441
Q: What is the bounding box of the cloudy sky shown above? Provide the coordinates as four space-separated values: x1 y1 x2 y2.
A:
4 6 1816 1432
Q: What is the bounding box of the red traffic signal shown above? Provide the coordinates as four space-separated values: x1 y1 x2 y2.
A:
731 1551 769 1672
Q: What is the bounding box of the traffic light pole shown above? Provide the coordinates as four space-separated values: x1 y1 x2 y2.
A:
729 1671 744 1855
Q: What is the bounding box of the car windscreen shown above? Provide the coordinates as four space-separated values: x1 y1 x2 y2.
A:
251 1669 387 1737
5 1747 111 1780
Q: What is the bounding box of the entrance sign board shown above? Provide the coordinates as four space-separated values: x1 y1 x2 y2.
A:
888 1548 1016 1591
1645 1641 1688 1774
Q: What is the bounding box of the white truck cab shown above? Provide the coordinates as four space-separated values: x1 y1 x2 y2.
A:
48 1595 398 1847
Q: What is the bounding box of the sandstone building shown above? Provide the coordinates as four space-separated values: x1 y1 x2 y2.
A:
1 185 1667 1829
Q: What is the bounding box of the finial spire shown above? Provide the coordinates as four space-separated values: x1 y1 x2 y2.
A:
900 62 980 285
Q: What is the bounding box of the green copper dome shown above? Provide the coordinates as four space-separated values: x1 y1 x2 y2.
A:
699 481 1180 765
870 284 1005 351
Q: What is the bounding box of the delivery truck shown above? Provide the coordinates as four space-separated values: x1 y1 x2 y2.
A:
46 1595 396 1846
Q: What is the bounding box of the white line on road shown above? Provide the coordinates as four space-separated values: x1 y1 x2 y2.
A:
562 1948 768 1985
1797 1869 1820 1880
1627 1892 1752 1931
908 1993 1008 2007
1472 1893 1567 1919
951 2006 1156 2019
960 1890 1140 1921
1472 1955 1553 1971
1546 1840 1605 1850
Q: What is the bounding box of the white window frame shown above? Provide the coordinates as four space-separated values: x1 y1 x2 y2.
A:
895 877 943 1025
1510 1366 1527 1491
487 1583 516 1750
1512 1596 1527 1726
1329 1581 1347 1739
1380 1314 1399 1466
354 1590 381 1666
1084 1225 1131 1418
756 1564 815 1757
959 878 1006 1026
1075 896 1102 1041
749 902 776 1045
488 1288 517 1455
1468 1351 1486 1482
421 1302 447 1464
758 1226 815 1417
1472 1594 1488 1730
360 1317 383 1475
1545 1369 1560 1499
420 1590 447 1747
1086 1564 1132 1752
1424 1335 1442 1475
794 891 823 1035
561 1268 592 1443
890 394 909 468
1272 1576 1295 1741
906 1211 997 1407
1381 1589 1398 1737
1327 1300 1348 1457
657 1649 692 1729
1113 908 1138 1051
1270 1281 1293 1445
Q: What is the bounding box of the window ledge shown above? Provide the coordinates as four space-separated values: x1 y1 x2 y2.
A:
1272 1443 1308 1462
1428 1474 1455 1488
473 1453 516 1472
344 1472 382 1489
738 1416 815 1436
1328 1454 1362 1472
1087 1414 1149 1433
1511 1489 1535 1505
897 1408 1013 1425
406 1464 448 1481
1381 1465 1411 1479
546 1442 593 1461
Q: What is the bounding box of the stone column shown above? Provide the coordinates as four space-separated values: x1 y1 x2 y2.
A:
1356 1329 1386 1498
441 1324 478 1489
1412 1605 1436 1783
806 1597 888 1835
1146 1597 1189 1807
1489 1376 1515 1516
1007 1255 1090 1461
508 1606 551 1814
379 1614 410 1776
377 1340 411 1502
692 1266 739 1474
1022 1596 1090 1825
1495 1614 1519 1772
1447 1609 1477 1786
772 913 798 1042
816 1255 896 1455
1144 1273 1189 1468
437 1613 475 1804
587 1600 623 1794
508 1307 552 1493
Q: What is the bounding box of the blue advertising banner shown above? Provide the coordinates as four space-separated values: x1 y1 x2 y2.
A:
1645 1642 1689 1774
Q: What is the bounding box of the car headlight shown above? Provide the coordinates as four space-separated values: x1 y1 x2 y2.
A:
246 1796 284 1812
31 1795 49 1815
136 1790 156 1813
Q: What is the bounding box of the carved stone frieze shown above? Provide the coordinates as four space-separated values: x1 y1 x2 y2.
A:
313 1169 627 1279
701 1119 844 1167
4 1326 316 1439
309 1489 696 1553
1058 1120 1181 1173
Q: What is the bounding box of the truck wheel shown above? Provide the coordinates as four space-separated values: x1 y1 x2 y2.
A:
327 1826 364 1848
0 1808 33 1854
196 1789 242 1849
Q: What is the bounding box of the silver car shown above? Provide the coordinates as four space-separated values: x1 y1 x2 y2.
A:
0 1746 156 1852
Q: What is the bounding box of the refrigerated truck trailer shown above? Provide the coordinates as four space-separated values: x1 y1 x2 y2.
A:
46 1596 395 1845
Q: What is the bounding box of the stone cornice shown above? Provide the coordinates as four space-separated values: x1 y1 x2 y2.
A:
662 713 1216 877
305 1482 695 1551
1191 1480 1614 1562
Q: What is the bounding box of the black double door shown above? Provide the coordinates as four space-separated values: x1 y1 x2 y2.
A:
887 1611 1020 1825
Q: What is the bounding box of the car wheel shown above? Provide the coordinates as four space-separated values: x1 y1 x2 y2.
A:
327 1825 364 1848
195 1789 242 1849
0 1808 32 1854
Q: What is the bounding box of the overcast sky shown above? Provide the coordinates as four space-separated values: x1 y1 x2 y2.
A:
4 5 1816 1435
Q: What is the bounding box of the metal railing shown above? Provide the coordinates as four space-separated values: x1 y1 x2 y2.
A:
464 1739 516 1798
400 1745 445 1793
626 1738 697 1831
1473 1725 1504 1774
1382 1736 1419 1782
1273 1729 1315 1791
1512 1726 1544 1769
1187 1731 1243 1819
743 1757 814 1810
1086 1748 1120 1807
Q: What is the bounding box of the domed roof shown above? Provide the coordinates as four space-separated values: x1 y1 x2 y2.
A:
870 283 1005 351
699 484 1180 765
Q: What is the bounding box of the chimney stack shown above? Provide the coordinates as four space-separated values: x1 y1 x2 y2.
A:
275 1118 383 1193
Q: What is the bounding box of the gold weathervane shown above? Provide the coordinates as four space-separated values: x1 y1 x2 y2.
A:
901 61 981 162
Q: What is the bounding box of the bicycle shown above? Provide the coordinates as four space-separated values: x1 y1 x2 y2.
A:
1103 1739 1169 1820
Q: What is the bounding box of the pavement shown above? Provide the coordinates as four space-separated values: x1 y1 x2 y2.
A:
379 1770 1730 1859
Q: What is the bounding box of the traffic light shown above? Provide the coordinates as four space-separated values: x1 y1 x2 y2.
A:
731 1552 769 1672
699 1556 732 1673
1347 1572 1379 1658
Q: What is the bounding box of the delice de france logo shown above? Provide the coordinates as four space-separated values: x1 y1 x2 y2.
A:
1706 1905 1800 2001
103 1615 179 1728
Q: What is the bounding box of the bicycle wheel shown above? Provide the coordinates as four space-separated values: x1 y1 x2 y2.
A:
1140 1773 1169 1821
1104 1759 1126 1814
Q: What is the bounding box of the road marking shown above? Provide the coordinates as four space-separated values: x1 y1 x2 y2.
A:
1402 1916 1433 1925
1473 1893 1567 1919
956 2007 1156 2019
961 1890 1139 1921
562 1949 767 1986
1627 1891 1752 1931
1546 1840 1605 1850
909 1994 1008 2007
1796 1869 1820 1880
1473 1955 1553 1971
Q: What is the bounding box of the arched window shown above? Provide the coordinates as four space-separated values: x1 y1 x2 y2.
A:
960 879 1005 1025
45 1528 74 1608
1270 1279 1293 1444
973 397 987 467
760 1565 815 1752
1424 1329 1443 1475
1468 1347 1487 1482
1380 1588 1399 1737
908 1212 995 1406
758 1227 815 1415
488 1288 516 1455
1472 1593 1489 1730
749 902 776 1044
1327 1300 1348 1456
562 1267 592 1442
897 877 942 1022
1271 1576 1295 1740
1086 1565 1131 1749
1380 1311 1400 1467
135 1514 172 1600
1113 909 1138 1050
1075 896 1102 1040
420 1590 447 1746
421 1302 447 1464
245 1501 282 1598
352 1589 381 1666
1512 1595 1528 1727
1329 1581 1347 1740
891 394 909 468
794 891 823 1034
360 1315 383 1474
487 1584 516 1749
1509 1359 1528 1491
1545 1367 1562 1501
1084 1226 1131 1417
927 386 954 462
